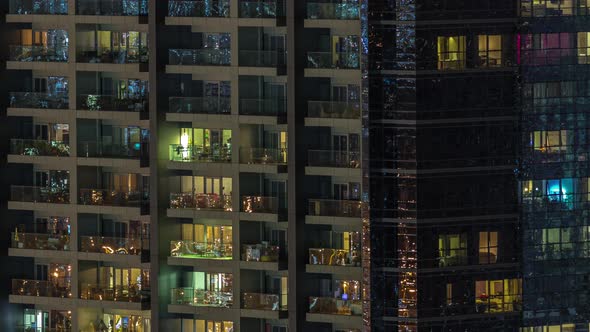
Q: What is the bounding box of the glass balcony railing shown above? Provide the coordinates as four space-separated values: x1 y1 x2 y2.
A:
9 45 68 62
240 98 286 116
77 47 148 64
239 147 286 165
169 145 232 163
169 48 231 66
76 0 148 16
9 0 68 15
168 0 229 17
80 284 147 302
239 50 286 67
241 196 279 214
308 248 360 266
77 94 148 112
9 92 69 109
307 52 359 69
11 185 70 204
242 293 282 310
78 141 141 158
306 2 359 19
12 279 72 298
307 100 360 119
308 296 362 316
308 150 360 168
169 96 231 114
79 236 143 255
169 192 233 211
79 189 144 207
171 288 233 307
241 244 279 262
308 199 362 218
239 0 284 18
10 139 70 157
170 240 233 259
11 232 70 251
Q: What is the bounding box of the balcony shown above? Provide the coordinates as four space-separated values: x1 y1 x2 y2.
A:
169 145 231 163
77 48 148 64
168 0 229 17
169 96 231 114
170 240 233 259
307 101 359 119
12 279 71 298
10 139 70 157
239 50 286 67
10 186 70 204
308 199 362 217
9 92 69 110
80 284 147 302
171 288 233 307
306 2 359 19
308 150 360 168
240 148 286 165
11 232 70 251
80 236 143 255
79 189 144 207
77 94 148 112
10 45 68 62
240 98 286 116
76 0 148 16
307 52 359 69
9 0 68 15
242 244 279 262
78 142 141 159
170 192 233 211
239 0 284 18
242 292 283 310
308 296 362 316
169 48 231 66
308 248 360 267
241 196 278 214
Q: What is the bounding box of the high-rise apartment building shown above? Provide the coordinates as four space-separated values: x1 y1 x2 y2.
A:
2 0 590 332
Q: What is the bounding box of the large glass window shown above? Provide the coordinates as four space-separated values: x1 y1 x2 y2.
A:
437 36 465 70
478 35 502 67
181 319 233 332
531 130 568 153
475 279 522 313
479 231 498 264
437 234 467 266
578 32 590 64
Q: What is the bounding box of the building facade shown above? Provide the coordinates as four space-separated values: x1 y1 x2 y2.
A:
1 0 589 332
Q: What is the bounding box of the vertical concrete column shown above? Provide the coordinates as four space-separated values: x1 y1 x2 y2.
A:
231 23 239 117
69 258 79 332
232 214 241 313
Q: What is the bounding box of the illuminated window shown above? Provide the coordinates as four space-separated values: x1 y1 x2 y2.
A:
541 227 574 258
475 279 522 313
437 36 465 70
437 234 467 266
578 32 590 64
546 178 573 204
531 130 567 153
479 231 498 264
522 0 574 16
478 35 502 67
182 319 233 332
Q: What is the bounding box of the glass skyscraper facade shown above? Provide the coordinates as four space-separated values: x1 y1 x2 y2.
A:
1 0 590 332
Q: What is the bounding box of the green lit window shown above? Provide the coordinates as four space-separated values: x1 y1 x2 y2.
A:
438 234 467 266
437 36 465 70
